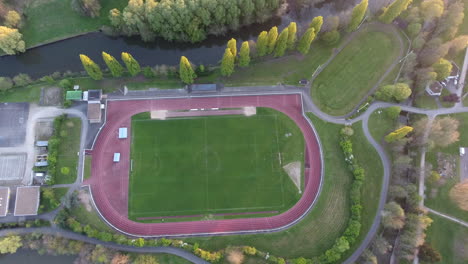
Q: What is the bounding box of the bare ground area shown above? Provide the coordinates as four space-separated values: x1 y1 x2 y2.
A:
283 161 301 192
35 119 54 141
41 87 62 106
78 189 92 212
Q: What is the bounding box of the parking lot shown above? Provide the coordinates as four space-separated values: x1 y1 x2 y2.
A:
0 103 29 147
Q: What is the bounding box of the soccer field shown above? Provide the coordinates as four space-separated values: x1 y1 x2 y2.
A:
128 108 304 221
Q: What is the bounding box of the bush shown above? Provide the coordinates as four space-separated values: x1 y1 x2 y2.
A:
322 30 340 45
243 246 257 255
142 66 155 78
0 77 13 92
13 73 32 86
59 79 73 90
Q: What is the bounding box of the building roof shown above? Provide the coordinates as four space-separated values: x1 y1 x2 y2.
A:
119 128 128 139
113 153 121 162
87 102 102 123
0 187 10 217
36 141 48 147
14 186 40 216
66 91 83 101
88 90 102 101
426 82 443 96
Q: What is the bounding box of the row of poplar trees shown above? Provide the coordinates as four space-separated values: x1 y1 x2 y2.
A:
79 52 141 80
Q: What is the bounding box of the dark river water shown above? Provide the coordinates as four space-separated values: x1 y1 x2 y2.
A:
0 17 283 78
0 249 76 264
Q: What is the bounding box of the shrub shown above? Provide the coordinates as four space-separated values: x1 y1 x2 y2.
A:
322 30 340 45
59 79 73 90
13 73 32 86
0 77 13 91
142 66 155 78
243 246 257 255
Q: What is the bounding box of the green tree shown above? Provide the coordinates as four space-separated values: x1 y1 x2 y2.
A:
274 28 289 57
309 16 323 34
432 58 452 81
287 22 297 50
385 106 401 119
382 201 405 229
0 26 25 55
322 30 340 45
0 77 13 92
221 48 235 76
376 83 412 102
4 11 21 28
297 27 316 55
267 26 278 54
421 0 444 21
102 52 124 77
239 41 250 67
109 8 123 29
256 30 268 57
12 73 32 86
121 52 141 76
348 0 368 32
379 0 413 24
134 254 159 264
79 54 103 80
0 236 22 254
385 126 413 142
407 22 422 38
227 38 237 57
179 56 196 84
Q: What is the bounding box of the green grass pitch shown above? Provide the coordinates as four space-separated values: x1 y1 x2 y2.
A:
128 108 304 221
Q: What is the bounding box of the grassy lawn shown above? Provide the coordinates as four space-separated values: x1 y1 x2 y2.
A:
310 29 401 116
414 93 439 109
21 0 128 48
56 118 82 184
129 108 303 221
425 214 468 264
38 187 68 213
185 114 383 261
0 83 42 103
368 109 398 142
207 41 334 86
84 156 91 180
426 178 468 222
68 196 114 233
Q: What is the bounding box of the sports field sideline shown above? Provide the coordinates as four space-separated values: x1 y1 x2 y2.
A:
128 108 304 221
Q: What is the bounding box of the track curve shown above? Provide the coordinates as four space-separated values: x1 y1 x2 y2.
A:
87 94 322 237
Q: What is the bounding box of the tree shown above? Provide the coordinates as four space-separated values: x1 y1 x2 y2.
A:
256 31 268 57
227 38 237 57
361 249 377 264
297 27 316 55
109 8 123 29
447 35 468 57
102 52 124 77
427 171 441 185
0 236 22 254
133 254 159 264
79 54 103 80
382 202 405 229
373 235 392 254
449 179 468 211
321 30 340 45
111 253 130 264
61 167 70 175
379 0 413 24
0 77 13 92
4 11 21 28
413 117 460 147
179 56 196 84
267 26 278 54
434 1 464 39
309 16 323 34
407 22 422 38
432 58 452 81
419 243 442 262
121 52 141 76
72 0 102 18
287 22 297 50
375 83 412 102
348 0 368 32
12 73 32 86
385 126 413 142
221 48 235 76
0 26 25 55
239 41 250 67
274 28 289 57
385 106 401 119
420 0 444 21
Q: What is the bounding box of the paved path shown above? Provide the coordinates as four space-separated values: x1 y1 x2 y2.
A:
426 207 468 228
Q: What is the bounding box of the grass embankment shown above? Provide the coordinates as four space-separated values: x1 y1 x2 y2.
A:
185 114 383 261
311 29 401 116
84 156 91 180
69 201 114 233
129 108 303 221
425 112 468 222
21 0 128 48
56 118 82 184
39 187 68 213
425 214 468 264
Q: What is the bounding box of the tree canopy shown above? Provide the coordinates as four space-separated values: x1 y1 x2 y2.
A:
420 0 444 21
239 41 250 67
274 28 289 57
382 202 405 229
379 0 413 24
102 52 124 77
0 236 22 254
287 22 297 50
221 48 235 76
0 26 25 55
179 56 196 84
227 38 237 57
297 27 316 55
309 16 323 34
432 58 452 81
348 0 368 32
267 26 278 54
121 52 141 76
256 31 268 57
79 54 103 80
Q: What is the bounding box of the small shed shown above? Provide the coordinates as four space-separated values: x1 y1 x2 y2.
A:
36 141 48 147
119 128 128 139
113 153 121 162
0 187 10 217
88 90 102 101
66 91 83 101
14 186 40 216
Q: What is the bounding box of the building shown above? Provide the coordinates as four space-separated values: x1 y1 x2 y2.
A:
36 141 48 147
0 187 10 217
119 128 128 139
113 153 121 162
87 101 102 123
65 91 83 101
426 82 444 96
88 90 102 101
14 186 40 216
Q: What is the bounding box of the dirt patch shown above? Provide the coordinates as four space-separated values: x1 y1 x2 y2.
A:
244 107 256 116
41 87 63 106
227 249 245 264
34 119 54 141
78 189 92 212
437 152 457 178
283 161 301 192
151 110 167 120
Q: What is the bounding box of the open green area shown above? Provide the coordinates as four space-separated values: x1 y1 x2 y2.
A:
311 29 401 116
84 156 91 180
368 110 398 142
0 83 42 103
56 117 82 184
129 108 303 221
426 214 468 264
426 178 468 222
39 187 68 213
68 198 115 233
21 0 128 48
185 114 383 261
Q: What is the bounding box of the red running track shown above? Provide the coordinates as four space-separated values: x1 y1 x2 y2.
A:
86 94 322 237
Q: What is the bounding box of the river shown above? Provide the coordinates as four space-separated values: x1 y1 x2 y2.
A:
0 17 283 79
0 249 76 264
